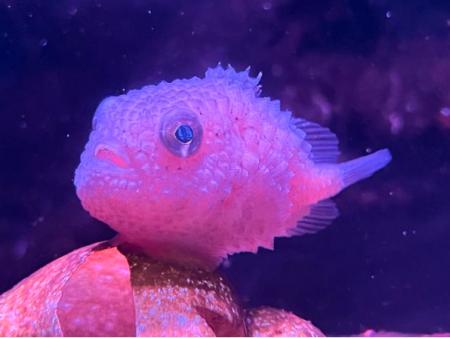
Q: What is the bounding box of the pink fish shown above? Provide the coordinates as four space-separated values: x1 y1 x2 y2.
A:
74 65 391 268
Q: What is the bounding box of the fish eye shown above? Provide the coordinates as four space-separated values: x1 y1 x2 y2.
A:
160 110 202 158
175 124 194 144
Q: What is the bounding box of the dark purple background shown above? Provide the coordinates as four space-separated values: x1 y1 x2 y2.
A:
1 0 450 335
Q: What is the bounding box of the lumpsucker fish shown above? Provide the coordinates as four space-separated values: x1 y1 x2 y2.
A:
74 64 391 269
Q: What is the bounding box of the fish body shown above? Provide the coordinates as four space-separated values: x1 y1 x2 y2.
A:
74 65 391 268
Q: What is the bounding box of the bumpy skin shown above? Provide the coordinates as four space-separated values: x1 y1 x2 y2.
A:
74 65 389 268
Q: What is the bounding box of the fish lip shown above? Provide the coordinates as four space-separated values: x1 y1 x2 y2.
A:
74 158 139 192
94 143 131 169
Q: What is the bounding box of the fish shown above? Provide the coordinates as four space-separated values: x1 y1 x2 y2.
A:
74 64 391 269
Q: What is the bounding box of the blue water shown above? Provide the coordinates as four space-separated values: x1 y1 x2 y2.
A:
1 1 449 335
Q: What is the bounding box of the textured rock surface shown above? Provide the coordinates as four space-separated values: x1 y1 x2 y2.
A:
1 241 322 336
246 307 324 337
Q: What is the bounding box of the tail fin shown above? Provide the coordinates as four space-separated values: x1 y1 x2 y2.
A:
340 149 392 188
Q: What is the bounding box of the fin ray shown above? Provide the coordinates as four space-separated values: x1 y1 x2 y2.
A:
291 118 340 164
290 199 339 236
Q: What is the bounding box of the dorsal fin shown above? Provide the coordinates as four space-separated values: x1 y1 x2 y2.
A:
292 118 340 164
289 199 339 236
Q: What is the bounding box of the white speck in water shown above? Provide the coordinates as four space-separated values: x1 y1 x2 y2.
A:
66 133 70 138
365 147 373 153
389 191 394 196
68 6 78 15
179 11 185 16
28 12 33 18
13 239 28 260
222 258 231 268
370 275 375 279
385 11 392 19
31 216 45 227
388 113 403 134
262 2 272 10
40 38 48 47
271 64 283 77
7 4 11 9
440 107 450 117
121 88 126 92
402 230 407 236
147 9 152 15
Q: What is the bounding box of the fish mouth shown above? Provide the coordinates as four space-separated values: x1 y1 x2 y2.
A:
94 143 130 169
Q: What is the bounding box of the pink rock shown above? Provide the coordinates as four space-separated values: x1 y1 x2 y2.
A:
0 241 244 336
0 241 326 336
245 307 324 337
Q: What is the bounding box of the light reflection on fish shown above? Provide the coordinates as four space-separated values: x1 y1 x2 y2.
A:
74 65 391 268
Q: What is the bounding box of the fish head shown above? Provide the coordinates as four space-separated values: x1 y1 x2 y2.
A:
74 67 262 248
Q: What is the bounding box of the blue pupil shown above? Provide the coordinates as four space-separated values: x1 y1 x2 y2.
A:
175 124 194 143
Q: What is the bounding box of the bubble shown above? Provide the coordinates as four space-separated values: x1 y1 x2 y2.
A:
385 11 392 19
40 38 48 47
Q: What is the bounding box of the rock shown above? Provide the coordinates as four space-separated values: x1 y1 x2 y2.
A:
0 240 323 336
245 307 324 337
